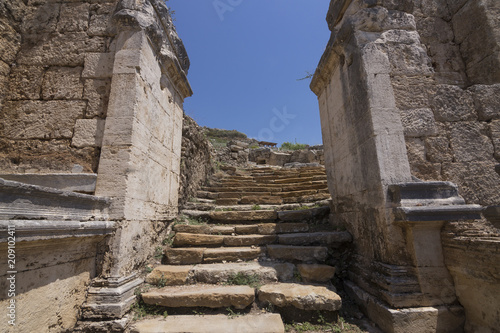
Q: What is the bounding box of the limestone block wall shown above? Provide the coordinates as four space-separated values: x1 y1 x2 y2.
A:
398 0 500 206
179 114 215 207
0 0 117 173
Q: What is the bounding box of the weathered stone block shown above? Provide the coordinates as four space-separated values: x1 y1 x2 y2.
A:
449 122 494 162
82 53 114 79
258 283 341 311
469 84 500 121
400 108 437 137
57 2 90 33
84 79 110 118
385 43 433 76
0 18 21 63
425 136 453 163
406 138 442 180
21 2 60 34
442 161 500 206
2 100 86 139
42 67 84 100
18 32 107 66
145 266 191 286
491 120 500 160
297 264 336 282
416 17 454 44
8 65 45 100
72 118 105 148
391 75 434 110
431 85 476 122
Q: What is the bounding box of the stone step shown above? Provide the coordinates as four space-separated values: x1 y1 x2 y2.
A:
267 245 328 262
173 233 277 247
278 231 353 246
272 189 319 198
130 314 285 333
173 223 309 236
239 196 283 205
192 262 294 284
210 210 278 222
258 283 342 311
273 177 314 184
141 285 255 309
165 247 265 265
282 193 331 203
145 262 295 286
203 186 282 193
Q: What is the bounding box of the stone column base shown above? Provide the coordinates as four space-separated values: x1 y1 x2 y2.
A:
345 281 465 333
80 273 143 320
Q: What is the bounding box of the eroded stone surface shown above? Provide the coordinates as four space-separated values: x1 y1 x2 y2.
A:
142 285 255 309
259 283 341 311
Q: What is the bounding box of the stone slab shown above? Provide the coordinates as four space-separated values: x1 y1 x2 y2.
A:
145 266 192 286
278 232 352 246
210 210 278 222
173 224 235 235
173 233 224 247
267 245 328 262
142 285 255 309
345 281 465 333
0 178 109 220
224 235 277 246
297 264 336 282
258 223 309 235
192 262 294 284
203 247 264 263
0 173 97 193
165 248 205 265
258 283 341 311
130 314 285 333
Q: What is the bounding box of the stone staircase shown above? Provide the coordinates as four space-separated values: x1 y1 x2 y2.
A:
130 165 352 333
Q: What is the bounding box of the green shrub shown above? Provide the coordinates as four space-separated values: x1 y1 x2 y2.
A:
280 142 308 151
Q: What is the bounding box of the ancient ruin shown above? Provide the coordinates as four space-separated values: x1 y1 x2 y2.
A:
0 0 499 332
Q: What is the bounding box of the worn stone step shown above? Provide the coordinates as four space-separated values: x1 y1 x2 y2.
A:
203 247 265 263
142 285 255 309
277 206 330 221
258 283 341 311
173 233 277 247
192 262 294 284
210 210 278 222
297 264 336 282
240 196 283 205
258 223 309 234
165 247 264 265
224 234 277 246
130 314 285 333
173 223 308 236
282 193 331 203
267 245 328 262
204 186 282 193
273 177 314 184
173 224 235 235
280 184 327 192
215 198 240 205
273 189 319 198
182 202 215 211
218 192 272 198
278 232 352 246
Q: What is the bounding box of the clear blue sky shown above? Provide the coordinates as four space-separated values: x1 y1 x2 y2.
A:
169 0 331 145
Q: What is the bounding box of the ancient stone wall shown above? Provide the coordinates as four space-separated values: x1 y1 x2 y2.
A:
397 0 500 206
0 0 116 173
312 1 499 332
178 114 215 207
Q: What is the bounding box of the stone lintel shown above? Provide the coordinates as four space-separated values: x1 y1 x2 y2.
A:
0 173 97 193
394 205 483 224
345 281 465 333
0 220 115 243
388 181 465 207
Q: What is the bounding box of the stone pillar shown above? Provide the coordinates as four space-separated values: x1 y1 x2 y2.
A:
78 0 192 327
311 1 483 332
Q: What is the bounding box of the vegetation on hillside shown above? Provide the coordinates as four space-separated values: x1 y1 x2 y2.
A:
281 142 308 151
